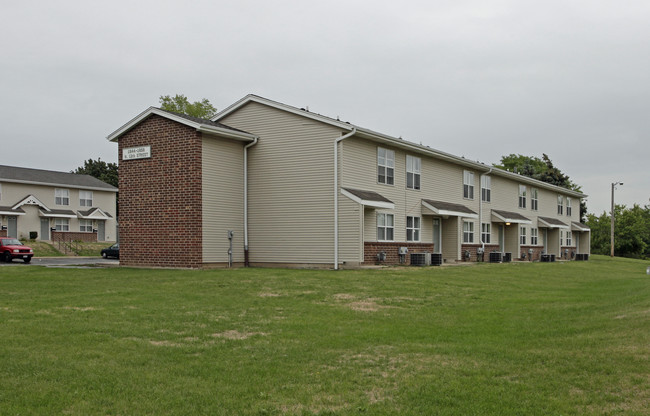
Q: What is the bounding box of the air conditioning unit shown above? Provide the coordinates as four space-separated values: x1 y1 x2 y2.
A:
431 253 443 266
410 252 431 266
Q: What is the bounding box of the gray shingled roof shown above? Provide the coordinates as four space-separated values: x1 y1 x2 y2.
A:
492 209 532 222
422 199 478 215
0 165 117 191
572 221 590 231
342 188 394 204
0 206 24 213
157 108 252 134
78 208 113 218
538 216 569 227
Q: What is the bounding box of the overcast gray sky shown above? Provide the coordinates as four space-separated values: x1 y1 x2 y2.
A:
1 0 648 215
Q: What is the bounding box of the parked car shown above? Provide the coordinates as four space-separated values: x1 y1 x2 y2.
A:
0 238 34 263
101 243 119 259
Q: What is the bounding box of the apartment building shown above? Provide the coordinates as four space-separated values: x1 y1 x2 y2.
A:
109 95 589 268
0 165 117 242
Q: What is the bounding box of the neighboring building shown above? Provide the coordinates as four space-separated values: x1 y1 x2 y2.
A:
108 95 589 268
0 165 117 242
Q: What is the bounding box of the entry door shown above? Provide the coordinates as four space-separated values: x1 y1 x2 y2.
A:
8 216 17 238
97 221 105 241
498 225 504 252
40 218 50 241
433 218 441 254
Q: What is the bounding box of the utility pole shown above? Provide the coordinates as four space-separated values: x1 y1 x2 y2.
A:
610 181 623 257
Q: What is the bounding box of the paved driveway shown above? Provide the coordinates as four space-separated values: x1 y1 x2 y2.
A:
0 257 119 267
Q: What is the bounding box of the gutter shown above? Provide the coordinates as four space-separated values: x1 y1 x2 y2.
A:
244 136 259 266
334 128 357 270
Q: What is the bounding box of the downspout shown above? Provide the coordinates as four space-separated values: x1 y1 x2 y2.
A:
334 128 357 270
479 168 493 252
244 136 259 267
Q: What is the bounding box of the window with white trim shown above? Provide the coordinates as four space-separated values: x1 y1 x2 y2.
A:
531 188 538 211
566 231 572 246
481 223 491 244
406 216 421 241
377 148 395 185
463 171 474 199
481 176 491 202
557 195 564 215
406 155 421 190
520 226 527 245
377 213 394 241
79 219 93 232
463 221 474 243
566 197 572 216
531 228 538 245
55 188 70 206
518 185 527 209
54 218 69 232
79 191 93 207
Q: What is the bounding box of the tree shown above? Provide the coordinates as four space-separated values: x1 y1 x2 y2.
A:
73 158 118 188
159 94 217 119
495 153 587 221
586 204 650 259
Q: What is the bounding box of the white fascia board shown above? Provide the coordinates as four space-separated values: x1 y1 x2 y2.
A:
341 189 395 209
538 218 570 229
39 210 77 219
0 210 25 216
197 125 257 142
1 179 117 193
12 195 50 211
77 209 111 220
491 211 532 225
571 223 590 232
421 200 478 219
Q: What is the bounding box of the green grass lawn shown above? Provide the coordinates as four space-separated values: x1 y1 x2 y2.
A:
1 256 649 415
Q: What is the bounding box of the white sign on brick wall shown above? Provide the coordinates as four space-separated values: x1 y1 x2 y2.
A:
122 145 151 160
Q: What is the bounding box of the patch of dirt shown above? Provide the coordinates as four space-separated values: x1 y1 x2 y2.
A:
62 306 97 311
212 330 266 340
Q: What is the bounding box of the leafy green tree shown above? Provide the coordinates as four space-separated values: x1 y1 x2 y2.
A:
495 153 587 221
586 204 650 259
159 94 217 119
73 158 118 188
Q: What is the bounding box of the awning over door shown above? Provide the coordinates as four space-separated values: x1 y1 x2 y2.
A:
341 188 395 209
491 209 532 224
422 199 478 219
571 221 590 232
39 209 77 219
537 216 569 229
77 208 114 220
0 206 25 216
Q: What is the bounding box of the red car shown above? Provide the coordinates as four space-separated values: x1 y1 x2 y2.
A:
0 238 34 263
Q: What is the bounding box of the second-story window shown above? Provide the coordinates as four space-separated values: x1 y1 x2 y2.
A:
531 188 538 211
406 155 421 190
55 188 70 206
566 197 572 216
463 170 474 199
377 148 395 185
481 176 491 202
518 185 527 209
80 190 93 207
557 195 564 215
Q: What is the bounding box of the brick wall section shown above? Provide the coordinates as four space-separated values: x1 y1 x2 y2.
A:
52 231 97 243
460 244 501 262
364 242 434 265
518 245 544 261
118 115 203 268
560 246 578 260
0 230 6 237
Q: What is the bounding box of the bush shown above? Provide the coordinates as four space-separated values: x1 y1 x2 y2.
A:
29 231 38 240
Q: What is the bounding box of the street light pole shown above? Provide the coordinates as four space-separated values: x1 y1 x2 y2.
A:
610 181 623 257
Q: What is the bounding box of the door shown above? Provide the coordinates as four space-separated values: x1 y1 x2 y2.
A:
498 225 504 252
40 218 50 240
8 216 17 238
433 218 441 254
97 221 105 241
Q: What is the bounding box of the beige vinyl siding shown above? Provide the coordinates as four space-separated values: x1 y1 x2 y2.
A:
202 136 245 263
220 102 342 264
338 194 362 263
441 217 460 262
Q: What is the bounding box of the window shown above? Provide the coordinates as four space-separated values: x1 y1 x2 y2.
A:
406 155 421 190
54 218 69 232
406 216 421 241
557 195 563 215
481 176 491 202
463 171 474 199
481 223 491 244
531 228 538 245
520 226 527 245
377 213 394 241
566 197 572 216
463 221 474 243
566 231 572 246
79 191 93 207
79 219 93 232
518 185 527 209
531 188 538 211
55 188 70 206
377 148 395 185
